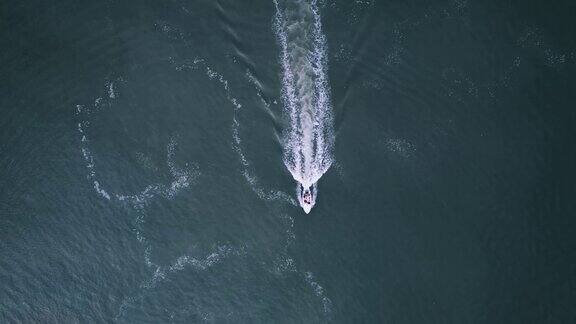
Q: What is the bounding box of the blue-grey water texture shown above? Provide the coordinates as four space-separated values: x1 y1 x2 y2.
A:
2 0 576 322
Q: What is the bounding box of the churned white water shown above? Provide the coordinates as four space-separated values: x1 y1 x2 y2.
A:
273 0 335 213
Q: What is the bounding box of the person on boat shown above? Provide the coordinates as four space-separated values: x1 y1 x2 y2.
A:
303 191 311 204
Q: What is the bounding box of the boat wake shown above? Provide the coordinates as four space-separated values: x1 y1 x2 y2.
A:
77 107 198 209
167 56 296 206
76 80 246 320
273 0 335 213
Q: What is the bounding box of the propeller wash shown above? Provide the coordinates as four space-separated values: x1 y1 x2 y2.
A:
273 0 335 213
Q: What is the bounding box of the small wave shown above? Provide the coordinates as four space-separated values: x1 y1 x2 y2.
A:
245 69 275 115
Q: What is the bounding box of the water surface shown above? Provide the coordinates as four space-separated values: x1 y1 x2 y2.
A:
1 0 576 322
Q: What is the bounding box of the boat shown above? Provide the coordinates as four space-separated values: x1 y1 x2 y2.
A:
298 182 317 214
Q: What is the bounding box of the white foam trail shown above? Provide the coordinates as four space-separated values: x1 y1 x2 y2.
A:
165 54 329 318
77 105 112 201
142 244 244 289
271 214 297 274
304 271 333 316
76 85 198 208
117 243 244 320
166 55 297 206
235 70 298 206
77 80 245 321
232 118 296 205
116 137 200 208
169 56 296 206
107 81 116 99
273 0 335 212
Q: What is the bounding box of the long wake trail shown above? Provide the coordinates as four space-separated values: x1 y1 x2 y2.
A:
75 81 245 320
273 0 335 213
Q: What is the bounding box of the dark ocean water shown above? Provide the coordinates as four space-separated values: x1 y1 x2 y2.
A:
2 0 576 322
